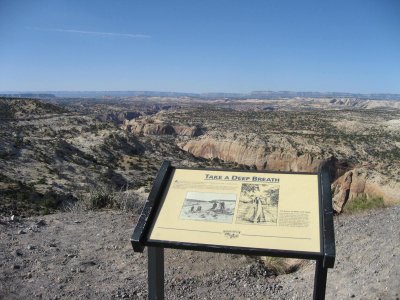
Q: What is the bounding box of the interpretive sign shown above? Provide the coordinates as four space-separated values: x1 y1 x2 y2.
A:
131 161 335 300
149 169 321 254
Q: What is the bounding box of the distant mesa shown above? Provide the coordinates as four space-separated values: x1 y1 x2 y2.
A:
0 93 56 99
2 90 400 100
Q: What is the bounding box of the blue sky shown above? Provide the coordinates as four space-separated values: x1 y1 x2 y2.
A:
1 0 399 93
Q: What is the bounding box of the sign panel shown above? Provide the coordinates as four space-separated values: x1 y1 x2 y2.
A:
149 168 321 253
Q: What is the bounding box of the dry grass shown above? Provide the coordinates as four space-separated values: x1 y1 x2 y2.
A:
66 185 146 213
259 257 305 275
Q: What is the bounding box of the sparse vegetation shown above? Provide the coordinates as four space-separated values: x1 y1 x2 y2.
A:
0 95 398 300
259 257 303 275
343 196 386 213
0 97 67 119
1 96 399 217
71 185 145 213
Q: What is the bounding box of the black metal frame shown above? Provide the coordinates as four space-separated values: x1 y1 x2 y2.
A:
131 160 172 252
131 160 335 300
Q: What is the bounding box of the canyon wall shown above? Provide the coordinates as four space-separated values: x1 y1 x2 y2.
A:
332 169 400 212
179 137 322 172
179 137 399 212
122 119 202 137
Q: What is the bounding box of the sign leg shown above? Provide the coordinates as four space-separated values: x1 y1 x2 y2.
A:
148 247 164 300
313 259 328 300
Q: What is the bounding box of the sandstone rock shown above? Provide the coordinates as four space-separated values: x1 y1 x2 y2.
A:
173 125 203 137
122 118 202 137
179 138 269 169
179 137 399 210
332 168 400 212
332 171 353 213
179 137 322 171
265 151 321 172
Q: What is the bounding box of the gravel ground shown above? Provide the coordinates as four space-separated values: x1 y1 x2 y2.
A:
0 206 399 299
278 205 400 300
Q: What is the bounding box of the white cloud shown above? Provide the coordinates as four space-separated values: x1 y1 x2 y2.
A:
30 27 151 38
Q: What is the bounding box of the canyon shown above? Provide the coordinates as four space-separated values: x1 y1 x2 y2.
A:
1 96 399 216
119 101 400 213
1 95 399 300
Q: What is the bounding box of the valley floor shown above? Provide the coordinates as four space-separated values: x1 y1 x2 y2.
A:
0 206 399 299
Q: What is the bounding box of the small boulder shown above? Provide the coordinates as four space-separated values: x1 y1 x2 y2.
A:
36 219 46 226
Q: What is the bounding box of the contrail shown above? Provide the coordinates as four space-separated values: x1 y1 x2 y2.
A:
30 27 151 38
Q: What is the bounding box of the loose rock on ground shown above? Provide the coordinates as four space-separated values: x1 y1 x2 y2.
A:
0 206 399 299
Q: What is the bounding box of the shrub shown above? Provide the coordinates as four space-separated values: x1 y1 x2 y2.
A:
115 189 145 212
37 177 46 184
82 185 117 210
343 195 385 213
73 185 145 213
41 194 59 209
259 257 304 275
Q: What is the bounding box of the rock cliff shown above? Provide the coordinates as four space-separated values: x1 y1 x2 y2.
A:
332 168 400 212
179 137 322 172
122 118 202 137
178 137 399 211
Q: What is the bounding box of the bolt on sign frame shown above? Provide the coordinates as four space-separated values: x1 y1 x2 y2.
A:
131 160 335 300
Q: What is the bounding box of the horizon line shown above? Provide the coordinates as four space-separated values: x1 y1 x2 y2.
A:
1 90 400 95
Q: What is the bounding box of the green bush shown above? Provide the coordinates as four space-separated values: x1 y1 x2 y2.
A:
343 195 385 213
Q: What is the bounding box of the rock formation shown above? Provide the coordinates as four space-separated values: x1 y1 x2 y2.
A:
97 111 141 124
122 118 202 137
179 137 322 172
178 137 399 212
332 168 400 212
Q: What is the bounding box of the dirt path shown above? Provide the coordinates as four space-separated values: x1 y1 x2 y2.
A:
1 206 399 299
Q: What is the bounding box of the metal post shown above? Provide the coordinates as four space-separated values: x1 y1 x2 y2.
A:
313 259 328 300
148 247 164 300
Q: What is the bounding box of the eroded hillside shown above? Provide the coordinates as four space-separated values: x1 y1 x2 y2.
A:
1 96 399 216
0 98 234 216
121 102 400 212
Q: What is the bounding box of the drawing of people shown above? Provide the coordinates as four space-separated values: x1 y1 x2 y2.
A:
219 201 225 212
253 197 266 223
196 206 202 212
190 206 195 213
211 202 217 210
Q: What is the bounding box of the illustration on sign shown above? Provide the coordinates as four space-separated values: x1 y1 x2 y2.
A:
236 183 279 225
179 191 237 223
